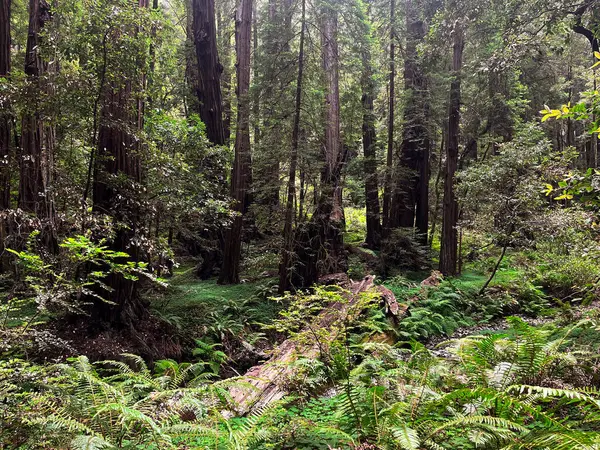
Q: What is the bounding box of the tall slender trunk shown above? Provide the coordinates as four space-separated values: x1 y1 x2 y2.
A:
254 0 282 216
0 0 11 273
316 0 345 270
217 1 233 145
397 0 429 243
19 0 53 219
192 0 225 146
360 0 381 250
439 22 464 276
219 0 253 284
278 0 305 293
0 0 11 211
91 0 149 327
291 0 346 288
184 0 200 114
382 0 395 232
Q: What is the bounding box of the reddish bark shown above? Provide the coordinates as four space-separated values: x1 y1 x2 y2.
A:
396 0 429 243
19 0 53 218
192 0 225 146
361 0 381 250
278 0 306 293
440 22 464 276
219 0 253 284
0 0 11 210
382 0 395 232
91 0 149 327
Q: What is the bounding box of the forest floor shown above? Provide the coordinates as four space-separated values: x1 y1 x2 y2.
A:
148 241 599 369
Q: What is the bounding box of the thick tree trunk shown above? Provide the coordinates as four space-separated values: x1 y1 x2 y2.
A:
91 0 149 327
219 0 253 285
19 0 53 218
192 0 225 146
396 0 429 243
360 0 381 250
0 0 11 211
278 0 305 293
382 0 395 232
439 22 464 276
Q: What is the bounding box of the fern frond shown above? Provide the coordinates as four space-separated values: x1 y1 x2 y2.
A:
392 423 421 450
70 435 115 450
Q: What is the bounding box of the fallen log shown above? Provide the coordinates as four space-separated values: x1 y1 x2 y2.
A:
228 275 404 415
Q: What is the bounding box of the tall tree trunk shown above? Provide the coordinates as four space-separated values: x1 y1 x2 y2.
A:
291 0 346 288
19 0 53 219
219 0 253 285
439 22 464 276
0 0 11 211
278 0 305 293
360 0 381 250
91 0 149 327
316 0 346 271
217 0 233 145
0 0 11 273
192 0 225 146
382 0 395 232
396 0 429 243
185 0 201 115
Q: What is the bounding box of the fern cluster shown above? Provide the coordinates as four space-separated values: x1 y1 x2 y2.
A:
1 354 270 449
262 318 600 449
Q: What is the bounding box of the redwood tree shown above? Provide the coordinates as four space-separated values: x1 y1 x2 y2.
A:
219 0 253 285
192 0 225 146
0 0 11 210
91 0 150 326
396 0 430 242
279 0 305 292
382 0 395 232
19 0 53 218
440 21 464 276
360 0 381 249
314 0 346 275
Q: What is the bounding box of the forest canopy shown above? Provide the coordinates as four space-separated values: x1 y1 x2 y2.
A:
2 0 600 448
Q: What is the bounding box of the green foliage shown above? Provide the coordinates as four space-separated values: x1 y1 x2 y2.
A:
1 232 162 348
0 353 261 449
261 318 600 449
397 285 472 340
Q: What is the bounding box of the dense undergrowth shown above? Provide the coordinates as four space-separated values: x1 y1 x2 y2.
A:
3 223 600 449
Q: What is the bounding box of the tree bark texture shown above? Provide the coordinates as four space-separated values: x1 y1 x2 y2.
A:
395 0 429 243
314 0 346 275
278 0 305 293
360 0 381 250
219 0 253 285
0 0 11 210
192 0 225 146
91 0 149 327
440 22 464 276
230 275 403 415
19 0 53 218
217 0 233 145
382 0 395 232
